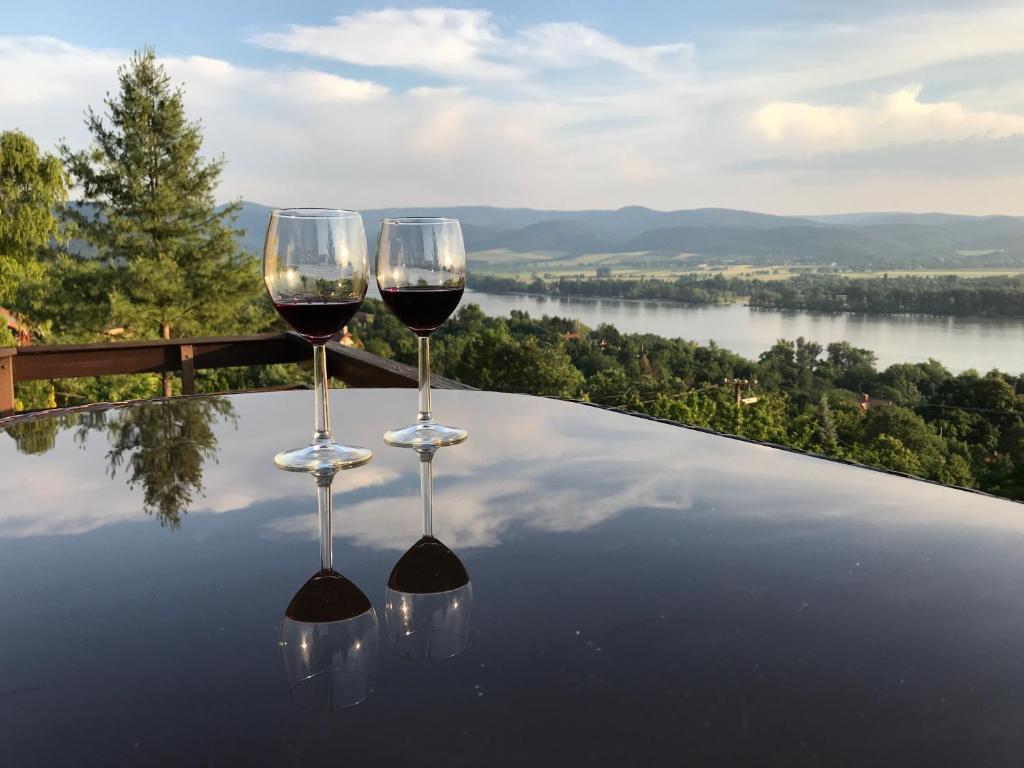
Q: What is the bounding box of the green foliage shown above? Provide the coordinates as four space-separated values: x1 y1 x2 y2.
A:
351 301 1024 500
0 129 68 312
59 48 264 341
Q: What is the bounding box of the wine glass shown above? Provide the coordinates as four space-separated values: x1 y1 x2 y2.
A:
376 218 467 448
384 446 473 660
279 468 379 710
264 209 372 472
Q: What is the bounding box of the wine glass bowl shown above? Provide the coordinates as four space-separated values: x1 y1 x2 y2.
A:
376 218 467 448
280 569 380 710
384 536 473 661
264 209 372 471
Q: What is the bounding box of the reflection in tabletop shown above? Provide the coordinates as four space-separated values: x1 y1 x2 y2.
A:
5 398 234 529
384 444 473 661
279 466 380 710
6 390 1024 765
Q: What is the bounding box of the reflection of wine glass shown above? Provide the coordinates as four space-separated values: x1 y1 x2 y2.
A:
384 447 473 660
279 469 379 709
264 208 372 472
376 218 467 448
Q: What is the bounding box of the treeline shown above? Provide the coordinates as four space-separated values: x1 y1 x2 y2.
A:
471 273 748 304
749 274 1024 317
470 272 1024 318
352 298 1024 502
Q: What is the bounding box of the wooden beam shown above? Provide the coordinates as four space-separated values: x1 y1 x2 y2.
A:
179 344 195 396
3 332 474 417
0 348 15 417
12 334 307 382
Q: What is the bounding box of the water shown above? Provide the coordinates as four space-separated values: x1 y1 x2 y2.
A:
459 290 1024 373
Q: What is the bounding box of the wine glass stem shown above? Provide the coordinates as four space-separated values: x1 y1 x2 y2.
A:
317 474 333 572
420 452 433 538
313 343 332 444
417 335 432 424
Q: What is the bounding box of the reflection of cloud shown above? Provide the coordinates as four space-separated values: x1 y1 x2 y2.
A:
300 455 694 552
0 393 398 538
3 390 1023 550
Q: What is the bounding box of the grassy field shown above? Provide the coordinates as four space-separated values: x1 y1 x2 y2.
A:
468 251 1024 282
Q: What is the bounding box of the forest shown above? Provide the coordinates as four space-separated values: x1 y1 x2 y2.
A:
470 272 1024 318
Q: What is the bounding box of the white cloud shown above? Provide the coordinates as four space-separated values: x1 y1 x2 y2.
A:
250 8 519 81
174 55 388 103
5 2 1024 214
754 85 1024 148
705 5 1024 100
512 22 693 82
249 8 693 84
0 36 121 107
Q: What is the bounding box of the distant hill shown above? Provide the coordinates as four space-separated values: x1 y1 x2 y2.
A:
227 201 1024 270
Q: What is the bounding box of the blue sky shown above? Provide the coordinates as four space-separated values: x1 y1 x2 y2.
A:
3 1 1024 213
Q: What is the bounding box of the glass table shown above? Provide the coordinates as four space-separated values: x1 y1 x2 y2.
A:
2 389 1024 766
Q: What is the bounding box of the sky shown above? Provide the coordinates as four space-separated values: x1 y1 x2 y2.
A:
3 0 1024 214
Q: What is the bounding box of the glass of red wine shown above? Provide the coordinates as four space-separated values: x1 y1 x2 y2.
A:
264 209 372 471
376 218 467 448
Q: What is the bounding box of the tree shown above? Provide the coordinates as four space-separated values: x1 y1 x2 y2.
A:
61 48 260 394
814 394 839 453
0 130 67 316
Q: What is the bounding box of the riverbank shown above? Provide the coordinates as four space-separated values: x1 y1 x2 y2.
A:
457 289 1024 373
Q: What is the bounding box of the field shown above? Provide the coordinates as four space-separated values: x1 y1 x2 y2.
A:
468 250 1024 282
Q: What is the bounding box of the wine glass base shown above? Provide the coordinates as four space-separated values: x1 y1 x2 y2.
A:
383 422 467 448
274 442 373 473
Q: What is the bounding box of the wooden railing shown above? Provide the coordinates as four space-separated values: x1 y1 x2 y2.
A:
0 332 472 416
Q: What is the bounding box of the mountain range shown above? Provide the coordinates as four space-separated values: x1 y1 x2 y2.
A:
229 201 1024 270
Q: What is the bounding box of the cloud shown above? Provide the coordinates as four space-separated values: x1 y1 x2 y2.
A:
5 2 1024 215
249 8 693 83
706 5 1024 100
0 36 121 107
754 85 1024 148
250 8 517 81
732 134 1024 179
512 22 693 81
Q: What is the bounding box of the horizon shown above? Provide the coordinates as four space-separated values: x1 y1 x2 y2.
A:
225 200 1024 220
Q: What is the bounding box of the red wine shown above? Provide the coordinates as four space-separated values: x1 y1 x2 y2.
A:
380 286 463 336
286 569 373 623
273 299 362 343
387 536 470 594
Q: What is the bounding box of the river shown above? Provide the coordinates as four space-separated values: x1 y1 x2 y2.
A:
458 290 1024 373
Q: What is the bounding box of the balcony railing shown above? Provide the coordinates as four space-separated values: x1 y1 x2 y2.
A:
0 332 472 417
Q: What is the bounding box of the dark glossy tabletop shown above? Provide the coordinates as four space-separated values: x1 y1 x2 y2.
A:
3 389 1024 767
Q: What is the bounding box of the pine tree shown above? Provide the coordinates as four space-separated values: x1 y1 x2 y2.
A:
60 48 259 394
815 394 839 454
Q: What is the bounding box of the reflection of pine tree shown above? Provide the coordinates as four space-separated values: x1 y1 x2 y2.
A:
104 399 235 530
4 399 233 529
